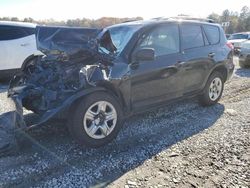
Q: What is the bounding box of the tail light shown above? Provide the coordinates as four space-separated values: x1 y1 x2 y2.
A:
226 42 234 50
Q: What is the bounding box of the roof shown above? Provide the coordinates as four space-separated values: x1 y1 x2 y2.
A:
0 21 36 28
113 18 219 29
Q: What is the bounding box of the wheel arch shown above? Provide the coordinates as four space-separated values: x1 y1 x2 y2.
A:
21 54 41 71
208 64 228 83
97 82 127 109
200 64 228 94
67 85 128 118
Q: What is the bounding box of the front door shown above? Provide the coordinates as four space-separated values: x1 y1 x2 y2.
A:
130 24 185 110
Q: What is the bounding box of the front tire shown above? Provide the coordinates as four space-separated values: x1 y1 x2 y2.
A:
199 72 224 106
68 92 123 148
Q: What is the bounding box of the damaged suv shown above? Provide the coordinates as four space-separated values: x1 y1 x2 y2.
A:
5 18 234 148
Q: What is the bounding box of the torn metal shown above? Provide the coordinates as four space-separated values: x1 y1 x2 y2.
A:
0 26 123 155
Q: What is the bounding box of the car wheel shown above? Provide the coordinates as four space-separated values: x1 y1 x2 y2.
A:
199 71 224 106
68 91 123 148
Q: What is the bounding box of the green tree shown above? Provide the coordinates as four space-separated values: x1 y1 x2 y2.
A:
10 17 19 21
23 17 34 23
208 13 220 23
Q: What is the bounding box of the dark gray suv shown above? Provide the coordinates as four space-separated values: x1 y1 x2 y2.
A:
6 18 234 148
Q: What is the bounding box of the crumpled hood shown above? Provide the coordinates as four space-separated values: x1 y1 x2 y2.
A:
36 26 117 60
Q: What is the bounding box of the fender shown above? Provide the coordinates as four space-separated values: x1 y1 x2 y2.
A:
28 87 106 129
201 63 228 91
21 54 42 71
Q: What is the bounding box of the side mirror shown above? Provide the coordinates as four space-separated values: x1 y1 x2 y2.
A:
135 48 155 62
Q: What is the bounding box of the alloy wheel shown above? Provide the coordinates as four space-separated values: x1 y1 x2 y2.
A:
209 77 222 101
83 101 117 139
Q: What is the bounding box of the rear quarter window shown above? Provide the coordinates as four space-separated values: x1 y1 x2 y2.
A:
180 24 204 50
203 25 220 45
0 26 33 41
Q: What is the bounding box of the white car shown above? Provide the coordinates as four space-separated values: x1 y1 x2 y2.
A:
0 21 42 78
227 32 250 54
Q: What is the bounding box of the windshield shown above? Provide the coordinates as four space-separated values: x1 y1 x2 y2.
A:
228 34 248 40
108 25 140 54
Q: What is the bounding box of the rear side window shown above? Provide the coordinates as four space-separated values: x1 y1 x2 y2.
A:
0 26 33 41
180 25 204 50
203 25 220 45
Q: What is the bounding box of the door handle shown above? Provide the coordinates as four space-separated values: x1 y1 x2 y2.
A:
130 61 139 70
21 43 29 47
208 52 215 58
175 61 185 67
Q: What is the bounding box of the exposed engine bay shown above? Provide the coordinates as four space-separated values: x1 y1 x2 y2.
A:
9 55 108 115
9 26 118 119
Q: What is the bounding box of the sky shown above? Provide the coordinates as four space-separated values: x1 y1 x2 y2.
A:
0 0 249 21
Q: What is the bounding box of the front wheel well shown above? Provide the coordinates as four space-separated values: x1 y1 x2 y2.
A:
68 87 125 117
21 55 41 71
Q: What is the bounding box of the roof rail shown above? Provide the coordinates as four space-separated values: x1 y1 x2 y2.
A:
151 17 166 20
151 16 215 23
122 19 140 23
169 16 215 23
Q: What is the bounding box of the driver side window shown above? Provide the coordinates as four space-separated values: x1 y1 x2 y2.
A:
138 25 180 57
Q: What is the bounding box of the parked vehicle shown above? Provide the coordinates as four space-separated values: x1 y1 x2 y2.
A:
239 41 250 68
6 18 234 148
225 34 231 39
228 32 250 55
0 21 43 79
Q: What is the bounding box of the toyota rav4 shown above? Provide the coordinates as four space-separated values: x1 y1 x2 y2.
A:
2 18 234 150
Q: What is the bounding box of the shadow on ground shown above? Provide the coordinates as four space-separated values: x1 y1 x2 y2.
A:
0 99 225 187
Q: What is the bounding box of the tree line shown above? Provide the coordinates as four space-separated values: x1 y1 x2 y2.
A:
0 5 249 34
0 16 143 28
208 6 250 34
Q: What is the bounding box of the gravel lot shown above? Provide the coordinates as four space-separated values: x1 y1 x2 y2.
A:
0 59 249 188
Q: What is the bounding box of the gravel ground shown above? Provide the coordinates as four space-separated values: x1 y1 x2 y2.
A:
0 59 249 188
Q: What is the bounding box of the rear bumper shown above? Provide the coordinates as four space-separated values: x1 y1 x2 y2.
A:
227 65 234 80
226 57 235 81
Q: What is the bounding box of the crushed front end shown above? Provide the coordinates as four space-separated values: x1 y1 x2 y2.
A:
0 26 116 156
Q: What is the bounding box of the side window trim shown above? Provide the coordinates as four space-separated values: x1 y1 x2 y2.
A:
178 24 182 53
201 26 210 46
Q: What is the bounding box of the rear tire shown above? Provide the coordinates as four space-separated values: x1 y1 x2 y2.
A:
199 71 224 106
68 91 123 148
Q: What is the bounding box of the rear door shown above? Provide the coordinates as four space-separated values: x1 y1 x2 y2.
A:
179 23 215 94
0 26 35 70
